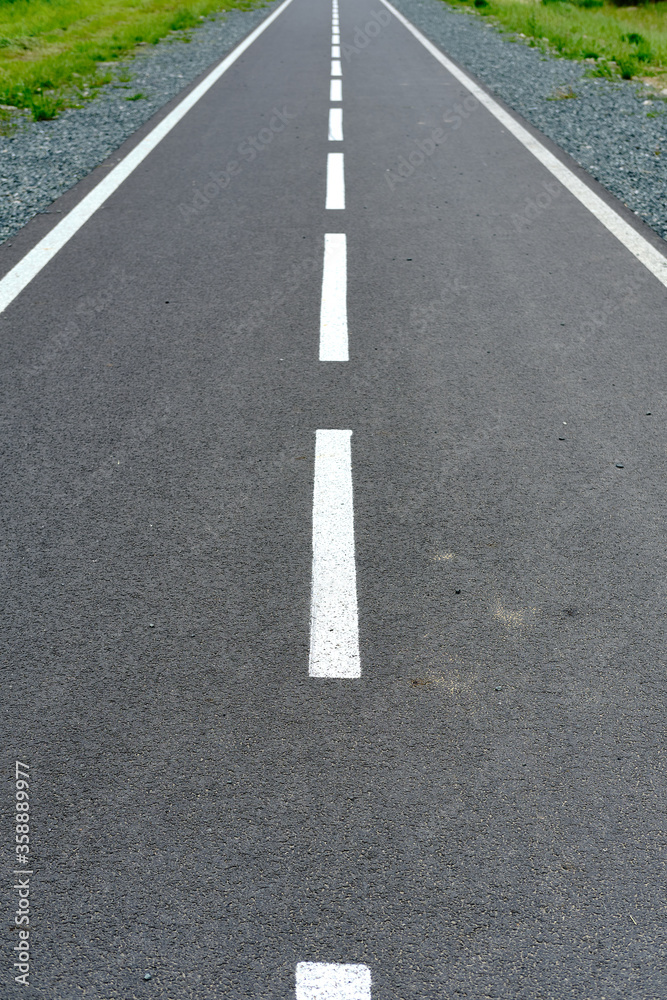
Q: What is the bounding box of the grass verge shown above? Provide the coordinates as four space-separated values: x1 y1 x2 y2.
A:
0 0 264 121
440 0 667 86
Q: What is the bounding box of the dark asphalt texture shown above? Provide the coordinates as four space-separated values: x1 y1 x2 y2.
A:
1 0 666 997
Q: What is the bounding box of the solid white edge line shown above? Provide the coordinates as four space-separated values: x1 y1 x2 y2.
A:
0 0 296 317
296 963 371 1000
331 59 342 76
330 79 342 102
320 233 348 360
328 107 344 141
379 0 667 289
326 153 345 210
309 431 360 679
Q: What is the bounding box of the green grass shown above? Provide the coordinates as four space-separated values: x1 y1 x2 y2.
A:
0 0 263 121
440 0 667 83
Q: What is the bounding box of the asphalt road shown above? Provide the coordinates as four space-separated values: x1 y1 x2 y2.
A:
2 0 666 997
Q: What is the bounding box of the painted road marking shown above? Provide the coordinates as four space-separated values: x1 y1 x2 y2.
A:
326 153 345 210
309 431 360 679
330 79 342 102
329 108 343 141
320 234 348 360
0 0 297 317
296 963 371 1000
332 45 341 57
331 59 342 76
379 0 667 288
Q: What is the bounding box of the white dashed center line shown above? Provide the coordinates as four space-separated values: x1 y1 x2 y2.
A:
326 153 345 209
309 431 360 679
331 59 342 76
328 107 343 141
296 963 371 1000
330 79 342 101
332 44 341 57
320 234 348 360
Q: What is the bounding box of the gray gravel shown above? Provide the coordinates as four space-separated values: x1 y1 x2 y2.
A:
0 1 279 245
390 0 667 243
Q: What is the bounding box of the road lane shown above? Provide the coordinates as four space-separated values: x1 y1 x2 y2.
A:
1 0 666 996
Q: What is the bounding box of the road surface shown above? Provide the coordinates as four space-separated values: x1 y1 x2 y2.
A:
1 0 666 996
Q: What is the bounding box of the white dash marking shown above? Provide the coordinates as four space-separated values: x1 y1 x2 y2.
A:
331 59 342 76
330 79 342 102
326 153 345 209
331 44 341 58
296 963 371 1000
328 107 343 141
309 431 360 679
320 234 348 361
332 31 340 42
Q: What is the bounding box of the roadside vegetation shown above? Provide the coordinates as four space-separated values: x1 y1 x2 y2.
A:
441 0 667 87
0 0 261 122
